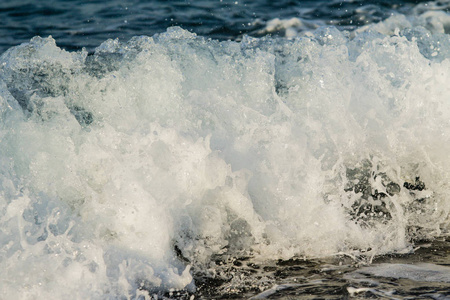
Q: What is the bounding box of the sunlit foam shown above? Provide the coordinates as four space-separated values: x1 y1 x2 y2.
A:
1 10 450 298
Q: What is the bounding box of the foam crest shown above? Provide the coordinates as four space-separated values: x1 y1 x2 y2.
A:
0 15 450 297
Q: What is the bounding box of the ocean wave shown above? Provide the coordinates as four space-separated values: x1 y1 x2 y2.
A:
1 13 450 298
258 3 450 38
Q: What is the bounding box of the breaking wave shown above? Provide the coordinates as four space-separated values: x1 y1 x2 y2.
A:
1 11 450 298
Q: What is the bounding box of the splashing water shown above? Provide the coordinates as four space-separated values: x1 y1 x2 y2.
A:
1 10 450 299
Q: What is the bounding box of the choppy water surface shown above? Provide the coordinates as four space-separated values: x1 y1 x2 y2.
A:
193 238 450 299
0 0 440 53
1 1 450 299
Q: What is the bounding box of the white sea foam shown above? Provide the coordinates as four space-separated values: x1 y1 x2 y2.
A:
261 3 450 39
257 17 324 38
0 10 450 298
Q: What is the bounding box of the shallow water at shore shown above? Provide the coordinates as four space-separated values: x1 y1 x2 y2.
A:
190 237 450 299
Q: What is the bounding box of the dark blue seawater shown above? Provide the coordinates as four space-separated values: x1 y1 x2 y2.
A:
0 0 433 53
1 0 450 299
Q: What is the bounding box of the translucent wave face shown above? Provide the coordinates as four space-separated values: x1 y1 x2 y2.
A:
1 15 450 298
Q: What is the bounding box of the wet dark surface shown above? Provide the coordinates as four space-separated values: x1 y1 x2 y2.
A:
183 237 450 299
